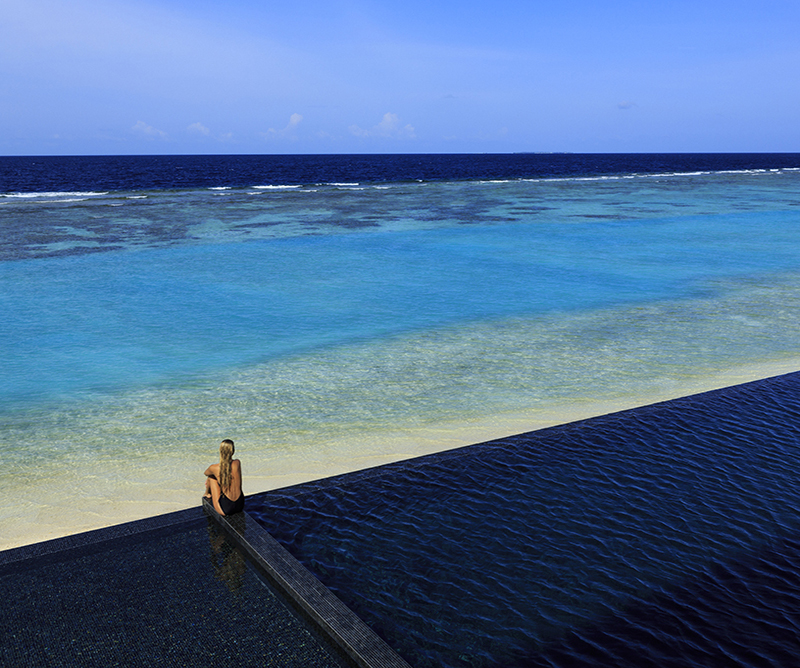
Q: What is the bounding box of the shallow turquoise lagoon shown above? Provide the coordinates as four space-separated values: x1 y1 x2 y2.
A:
1 166 800 546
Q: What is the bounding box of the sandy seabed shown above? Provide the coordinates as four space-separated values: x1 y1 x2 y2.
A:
3 357 799 553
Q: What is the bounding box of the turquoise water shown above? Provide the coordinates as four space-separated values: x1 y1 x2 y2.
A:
2 167 800 546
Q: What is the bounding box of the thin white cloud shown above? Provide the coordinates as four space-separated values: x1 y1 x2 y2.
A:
187 121 211 135
618 101 637 110
263 113 303 139
349 112 415 139
287 113 303 129
132 120 167 138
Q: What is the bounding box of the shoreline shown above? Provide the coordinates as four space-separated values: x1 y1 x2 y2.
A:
3 357 799 553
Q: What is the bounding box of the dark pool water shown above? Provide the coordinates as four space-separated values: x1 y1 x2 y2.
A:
249 372 800 667
0 513 348 668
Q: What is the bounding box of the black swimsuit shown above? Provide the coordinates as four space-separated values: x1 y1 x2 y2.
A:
219 491 245 516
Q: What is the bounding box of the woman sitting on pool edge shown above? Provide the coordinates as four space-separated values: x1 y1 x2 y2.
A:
204 439 245 516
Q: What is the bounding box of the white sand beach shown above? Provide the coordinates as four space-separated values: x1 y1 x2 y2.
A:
3 357 798 552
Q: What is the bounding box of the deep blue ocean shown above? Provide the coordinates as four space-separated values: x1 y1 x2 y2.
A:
2 153 800 551
4 153 800 194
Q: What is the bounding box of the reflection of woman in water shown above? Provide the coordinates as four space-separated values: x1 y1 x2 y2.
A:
206 519 246 594
204 439 245 516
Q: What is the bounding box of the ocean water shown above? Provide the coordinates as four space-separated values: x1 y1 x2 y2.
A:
1 153 800 547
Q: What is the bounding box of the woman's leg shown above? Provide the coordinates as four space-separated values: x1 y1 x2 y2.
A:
205 476 225 515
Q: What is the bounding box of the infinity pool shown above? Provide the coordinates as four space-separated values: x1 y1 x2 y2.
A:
249 372 800 667
4 373 800 667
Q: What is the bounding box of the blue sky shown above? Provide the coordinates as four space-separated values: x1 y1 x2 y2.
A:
3 0 799 155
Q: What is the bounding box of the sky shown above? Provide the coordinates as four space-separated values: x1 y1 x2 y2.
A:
2 0 800 155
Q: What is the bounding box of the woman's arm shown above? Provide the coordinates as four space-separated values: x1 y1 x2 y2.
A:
204 463 220 478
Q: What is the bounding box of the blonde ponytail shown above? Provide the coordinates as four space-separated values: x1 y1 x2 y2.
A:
219 439 235 492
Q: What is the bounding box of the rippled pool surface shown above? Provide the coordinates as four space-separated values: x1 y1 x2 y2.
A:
249 372 800 667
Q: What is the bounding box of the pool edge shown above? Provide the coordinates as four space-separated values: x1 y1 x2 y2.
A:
202 498 412 668
0 505 203 568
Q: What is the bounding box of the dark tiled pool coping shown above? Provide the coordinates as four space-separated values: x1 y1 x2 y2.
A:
0 505 203 570
202 497 412 668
